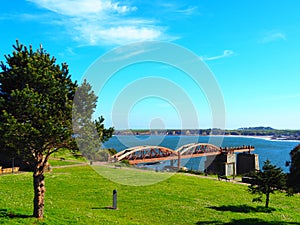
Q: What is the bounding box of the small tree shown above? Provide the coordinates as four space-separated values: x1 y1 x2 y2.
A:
72 80 114 161
248 160 286 208
0 41 113 218
288 144 300 193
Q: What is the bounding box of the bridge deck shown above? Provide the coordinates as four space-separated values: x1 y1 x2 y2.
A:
113 144 255 165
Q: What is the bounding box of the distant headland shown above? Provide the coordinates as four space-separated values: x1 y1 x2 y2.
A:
114 127 300 141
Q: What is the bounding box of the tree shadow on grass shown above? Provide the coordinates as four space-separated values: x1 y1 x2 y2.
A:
0 209 32 218
196 218 300 225
91 207 112 210
207 204 276 213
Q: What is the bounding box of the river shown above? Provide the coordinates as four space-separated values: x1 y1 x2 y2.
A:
102 135 300 173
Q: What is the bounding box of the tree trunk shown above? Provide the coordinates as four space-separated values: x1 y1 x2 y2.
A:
33 171 45 218
265 192 270 208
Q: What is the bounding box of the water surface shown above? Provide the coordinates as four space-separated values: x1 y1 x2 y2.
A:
103 135 300 173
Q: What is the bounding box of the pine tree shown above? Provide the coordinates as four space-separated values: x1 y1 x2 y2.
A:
72 79 114 161
248 160 287 208
0 41 113 218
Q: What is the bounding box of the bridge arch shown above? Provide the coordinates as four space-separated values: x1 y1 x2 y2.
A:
113 146 178 164
112 143 254 164
175 143 221 156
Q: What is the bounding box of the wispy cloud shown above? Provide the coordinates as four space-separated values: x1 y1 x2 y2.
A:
75 23 164 45
159 2 199 17
201 50 234 61
29 0 136 16
103 45 160 62
260 30 286 43
26 0 171 46
175 6 198 16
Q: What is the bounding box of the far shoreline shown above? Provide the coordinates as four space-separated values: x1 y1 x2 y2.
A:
212 134 273 141
209 134 300 142
113 133 300 142
114 127 300 141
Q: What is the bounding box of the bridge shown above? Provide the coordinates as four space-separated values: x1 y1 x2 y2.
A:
112 143 254 166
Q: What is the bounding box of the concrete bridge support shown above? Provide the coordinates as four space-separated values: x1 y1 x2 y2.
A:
205 153 236 176
205 153 259 176
170 154 181 170
237 153 259 175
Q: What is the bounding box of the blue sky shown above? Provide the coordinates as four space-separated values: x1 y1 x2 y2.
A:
1 0 300 130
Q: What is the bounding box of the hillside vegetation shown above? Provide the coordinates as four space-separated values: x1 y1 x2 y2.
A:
114 127 300 140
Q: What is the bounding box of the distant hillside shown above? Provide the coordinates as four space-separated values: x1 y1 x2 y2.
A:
114 128 300 140
238 126 275 130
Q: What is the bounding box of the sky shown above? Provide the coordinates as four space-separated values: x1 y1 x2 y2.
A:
1 0 300 130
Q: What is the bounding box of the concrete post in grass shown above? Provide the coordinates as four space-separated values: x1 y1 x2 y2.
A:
113 189 117 209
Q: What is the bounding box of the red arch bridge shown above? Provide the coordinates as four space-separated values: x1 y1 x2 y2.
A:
112 143 254 168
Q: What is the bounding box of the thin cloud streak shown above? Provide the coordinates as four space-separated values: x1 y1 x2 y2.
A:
103 46 160 62
260 31 286 43
159 2 199 16
201 50 234 61
175 6 198 16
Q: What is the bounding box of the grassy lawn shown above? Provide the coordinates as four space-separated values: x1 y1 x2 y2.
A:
0 165 299 225
48 159 83 167
47 148 87 167
49 148 87 162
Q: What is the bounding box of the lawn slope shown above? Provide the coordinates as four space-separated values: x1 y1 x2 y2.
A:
0 165 299 224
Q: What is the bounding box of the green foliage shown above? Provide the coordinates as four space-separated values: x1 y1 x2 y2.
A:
107 148 117 155
91 148 117 162
0 41 114 168
288 144 300 193
91 149 112 161
72 80 114 161
248 160 287 208
0 40 113 218
0 40 77 171
120 159 131 166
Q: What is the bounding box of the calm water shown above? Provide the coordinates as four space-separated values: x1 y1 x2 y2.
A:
102 135 300 173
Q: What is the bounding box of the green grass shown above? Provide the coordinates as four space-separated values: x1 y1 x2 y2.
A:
48 148 87 167
48 159 82 167
0 165 299 225
50 148 87 162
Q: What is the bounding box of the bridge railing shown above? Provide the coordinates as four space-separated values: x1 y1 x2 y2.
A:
112 143 255 164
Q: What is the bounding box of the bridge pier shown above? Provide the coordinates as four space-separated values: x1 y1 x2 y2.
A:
237 153 259 175
205 153 236 176
170 154 181 170
205 153 259 176
113 144 257 174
